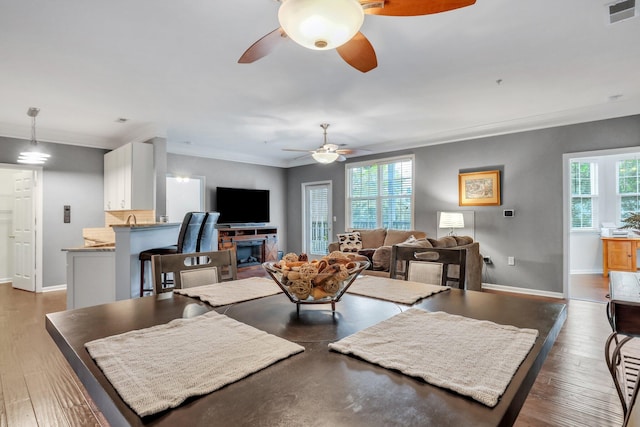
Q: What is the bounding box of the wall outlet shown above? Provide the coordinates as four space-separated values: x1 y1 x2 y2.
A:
508 256 515 266
483 256 492 264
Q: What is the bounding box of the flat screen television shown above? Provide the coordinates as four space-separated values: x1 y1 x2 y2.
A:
216 187 270 225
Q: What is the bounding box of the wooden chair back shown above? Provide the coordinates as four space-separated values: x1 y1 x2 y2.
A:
151 250 238 294
390 245 467 289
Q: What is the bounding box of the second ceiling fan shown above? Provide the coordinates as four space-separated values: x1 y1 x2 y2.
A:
283 123 369 164
238 0 476 73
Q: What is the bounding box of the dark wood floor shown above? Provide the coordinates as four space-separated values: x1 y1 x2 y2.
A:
570 273 610 303
0 282 107 427
0 280 624 426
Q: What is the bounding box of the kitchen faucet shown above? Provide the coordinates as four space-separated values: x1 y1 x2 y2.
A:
126 214 137 226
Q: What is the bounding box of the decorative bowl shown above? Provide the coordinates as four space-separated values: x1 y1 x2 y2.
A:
262 260 369 312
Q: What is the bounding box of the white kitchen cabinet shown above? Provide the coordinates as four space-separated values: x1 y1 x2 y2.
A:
104 142 154 211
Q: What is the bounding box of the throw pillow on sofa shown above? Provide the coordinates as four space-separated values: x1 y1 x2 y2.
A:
372 235 428 271
353 228 387 249
383 229 427 246
427 236 458 248
337 232 363 252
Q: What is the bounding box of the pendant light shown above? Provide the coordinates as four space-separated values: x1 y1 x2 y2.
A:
18 107 50 165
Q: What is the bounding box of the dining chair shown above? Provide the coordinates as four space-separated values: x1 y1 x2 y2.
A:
138 212 206 296
151 249 238 294
390 245 467 289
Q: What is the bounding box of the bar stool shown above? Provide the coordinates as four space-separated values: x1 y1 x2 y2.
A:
196 212 220 252
138 212 206 296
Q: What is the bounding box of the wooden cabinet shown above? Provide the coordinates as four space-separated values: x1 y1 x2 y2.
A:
104 142 154 211
602 237 640 277
218 226 278 277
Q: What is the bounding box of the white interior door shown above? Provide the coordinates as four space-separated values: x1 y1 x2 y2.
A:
12 170 36 291
302 182 332 258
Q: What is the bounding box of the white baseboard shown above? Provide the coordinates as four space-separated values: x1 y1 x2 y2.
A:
569 269 603 275
481 283 564 300
42 284 66 292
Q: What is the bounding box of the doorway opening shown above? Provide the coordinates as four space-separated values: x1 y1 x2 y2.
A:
564 147 640 303
302 181 332 259
0 163 43 292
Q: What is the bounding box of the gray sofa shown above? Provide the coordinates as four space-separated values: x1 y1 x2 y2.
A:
327 228 427 276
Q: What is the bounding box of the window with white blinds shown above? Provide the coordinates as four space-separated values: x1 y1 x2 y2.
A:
570 160 597 229
618 157 640 223
346 155 414 230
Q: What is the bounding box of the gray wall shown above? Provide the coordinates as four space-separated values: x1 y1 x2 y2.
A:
0 137 107 288
3 114 639 292
286 114 640 293
167 153 288 254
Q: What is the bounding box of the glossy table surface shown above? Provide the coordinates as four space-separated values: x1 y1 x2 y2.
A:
46 287 566 427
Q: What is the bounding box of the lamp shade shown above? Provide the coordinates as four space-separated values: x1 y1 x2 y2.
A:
312 151 339 164
278 0 364 50
439 212 465 229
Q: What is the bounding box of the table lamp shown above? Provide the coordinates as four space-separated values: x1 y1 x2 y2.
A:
439 212 465 236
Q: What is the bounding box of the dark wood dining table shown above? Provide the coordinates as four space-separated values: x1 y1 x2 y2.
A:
46 285 566 427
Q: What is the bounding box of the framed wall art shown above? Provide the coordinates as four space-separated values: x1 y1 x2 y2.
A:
458 170 501 206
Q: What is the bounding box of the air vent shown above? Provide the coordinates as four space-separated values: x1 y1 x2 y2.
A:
609 0 636 24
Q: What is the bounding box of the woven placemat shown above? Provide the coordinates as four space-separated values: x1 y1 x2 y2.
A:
86 310 304 417
329 308 538 407
174 276 282 306
347 275 449 304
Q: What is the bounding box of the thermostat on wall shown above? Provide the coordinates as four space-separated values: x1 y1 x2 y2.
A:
503 209 514 217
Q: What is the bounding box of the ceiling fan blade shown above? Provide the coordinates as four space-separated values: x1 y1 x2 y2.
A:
362 0 475 16
282 148 313 153
294 153 312 161
336 32 378 73
238 28 287 64
336 148 372 155
337 155 347 162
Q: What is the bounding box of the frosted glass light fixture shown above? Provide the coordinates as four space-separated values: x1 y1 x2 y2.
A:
312 151 340 164
18 107 50 165
439 212 465 236
278 0 364 50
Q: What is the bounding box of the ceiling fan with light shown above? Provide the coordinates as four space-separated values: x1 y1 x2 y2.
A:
283 123 370 164
238 0 476 73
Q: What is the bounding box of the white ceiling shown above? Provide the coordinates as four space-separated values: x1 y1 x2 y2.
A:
1 0 639 168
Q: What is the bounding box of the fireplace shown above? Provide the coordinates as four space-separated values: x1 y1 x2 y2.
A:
236 240 263 267
217 226 279 276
